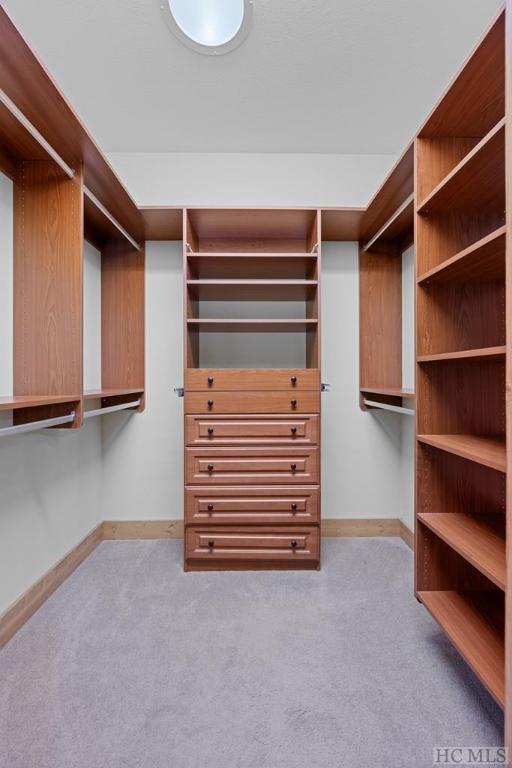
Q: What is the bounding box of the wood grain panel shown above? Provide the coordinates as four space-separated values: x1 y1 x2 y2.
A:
101 241 145 409
185 486 320 526
185 368 320 391
185 390 320 415
185 446 319 485
185 414 319 447
13 161 83 426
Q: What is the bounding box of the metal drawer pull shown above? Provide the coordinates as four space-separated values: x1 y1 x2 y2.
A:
291 540 298 549
207 400 214 408
207 427 214 435
291 463 297 472
291 426 297 435
291 399 297 408
208 539 214 548
207 503 214 512
207 464 214 472
207 376 214 385
291 503 298 512
291 376 297 385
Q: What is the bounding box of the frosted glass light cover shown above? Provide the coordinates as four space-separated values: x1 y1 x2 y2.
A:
168 0 245 47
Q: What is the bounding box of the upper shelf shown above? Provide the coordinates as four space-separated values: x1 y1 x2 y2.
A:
362 194 414 253
417 119 505 214
187 279 318 301
0 6 143 246
83 389 144 401
417 226 506 284
0 395 80 411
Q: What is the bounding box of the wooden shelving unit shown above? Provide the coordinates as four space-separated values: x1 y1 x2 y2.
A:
358 143 415 412
415 8 508 714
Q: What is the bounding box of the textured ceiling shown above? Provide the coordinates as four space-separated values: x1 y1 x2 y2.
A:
2 0 504 154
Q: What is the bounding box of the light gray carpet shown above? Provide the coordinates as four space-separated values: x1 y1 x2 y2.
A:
0 538 504 768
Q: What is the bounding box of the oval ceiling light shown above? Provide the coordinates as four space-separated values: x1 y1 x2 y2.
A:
161 0 254 56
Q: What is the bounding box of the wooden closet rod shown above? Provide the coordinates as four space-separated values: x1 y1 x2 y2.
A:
0 87 75 179
83 400 141 419
363 399 414 416
0 412 76 437
84 186 141 251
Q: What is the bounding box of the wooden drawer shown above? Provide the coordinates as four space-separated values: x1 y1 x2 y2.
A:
185 368 320 391
185 526 319 566
185 446 319 485
185 391 320 415
185 486 320 525
185 414 319 446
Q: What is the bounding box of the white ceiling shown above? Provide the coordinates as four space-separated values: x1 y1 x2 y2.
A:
2 0 504 155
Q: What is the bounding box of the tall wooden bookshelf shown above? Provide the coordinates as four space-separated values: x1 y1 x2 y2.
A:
415 8 507 714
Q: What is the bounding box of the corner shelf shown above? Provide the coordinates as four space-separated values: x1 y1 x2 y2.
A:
418 590 504 707
417 434 506 474
418 513 505 590
362 193 414 253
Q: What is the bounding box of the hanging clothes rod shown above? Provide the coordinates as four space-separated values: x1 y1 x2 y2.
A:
84 400 141 419
0 412 76 438
84 186 141 251
364 399 414 416
0 87 75 179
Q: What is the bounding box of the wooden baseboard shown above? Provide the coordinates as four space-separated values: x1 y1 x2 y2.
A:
102 520 184 539
0 516 413 650
399 520 414 549
0 523 103 650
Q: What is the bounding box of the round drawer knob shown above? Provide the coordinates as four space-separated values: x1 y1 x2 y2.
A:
207 503 214 512
207 400 214 408
291 463 297 472
207 376 214 385
291 376 297 385
291 399 297 408
291 503 298 512
291 540 298 549
207 464 214 472
291 426 297 435
208 539 214 548
208 427 214 435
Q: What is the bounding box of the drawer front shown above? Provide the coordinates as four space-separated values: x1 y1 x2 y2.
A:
185 369 320 392
185 414 319 446
185 486 320 525
185 391 320 415
185 447 319 485
185 526 319 563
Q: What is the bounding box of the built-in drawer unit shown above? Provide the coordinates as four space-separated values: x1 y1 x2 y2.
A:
185 486 320 525
185 414 319 446
185 369 320 391
185 525 320 567
185 391 320 415
185 446 320 485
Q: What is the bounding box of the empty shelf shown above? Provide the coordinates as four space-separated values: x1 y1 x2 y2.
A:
360 387 415 399
418 590 504 706
187 279 318 301
362 193 414 252
418 513 505 590
0 395 79 411
417 434 506 473
417 226 506 284
418 347 506 364
187 319 318 332
417 119 505 214
83 389 144 400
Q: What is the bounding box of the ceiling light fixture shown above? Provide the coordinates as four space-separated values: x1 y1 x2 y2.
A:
161 0 254 56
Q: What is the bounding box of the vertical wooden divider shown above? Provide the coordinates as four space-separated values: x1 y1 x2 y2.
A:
13 160 84 427
101 240 145 411
505 0 512 751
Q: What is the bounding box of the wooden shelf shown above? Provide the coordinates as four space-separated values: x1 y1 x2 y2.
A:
417 227 506 284
0 395 80 411
83 389 144 401
187 279 317 301
418 513 505 590
418 347 506 364
140 206 183 240
417 119 505 214
418 590 504 706
362 194 414 253
187 252 317 259
360 387 415 399
417 434 506 473
187 319 318 333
